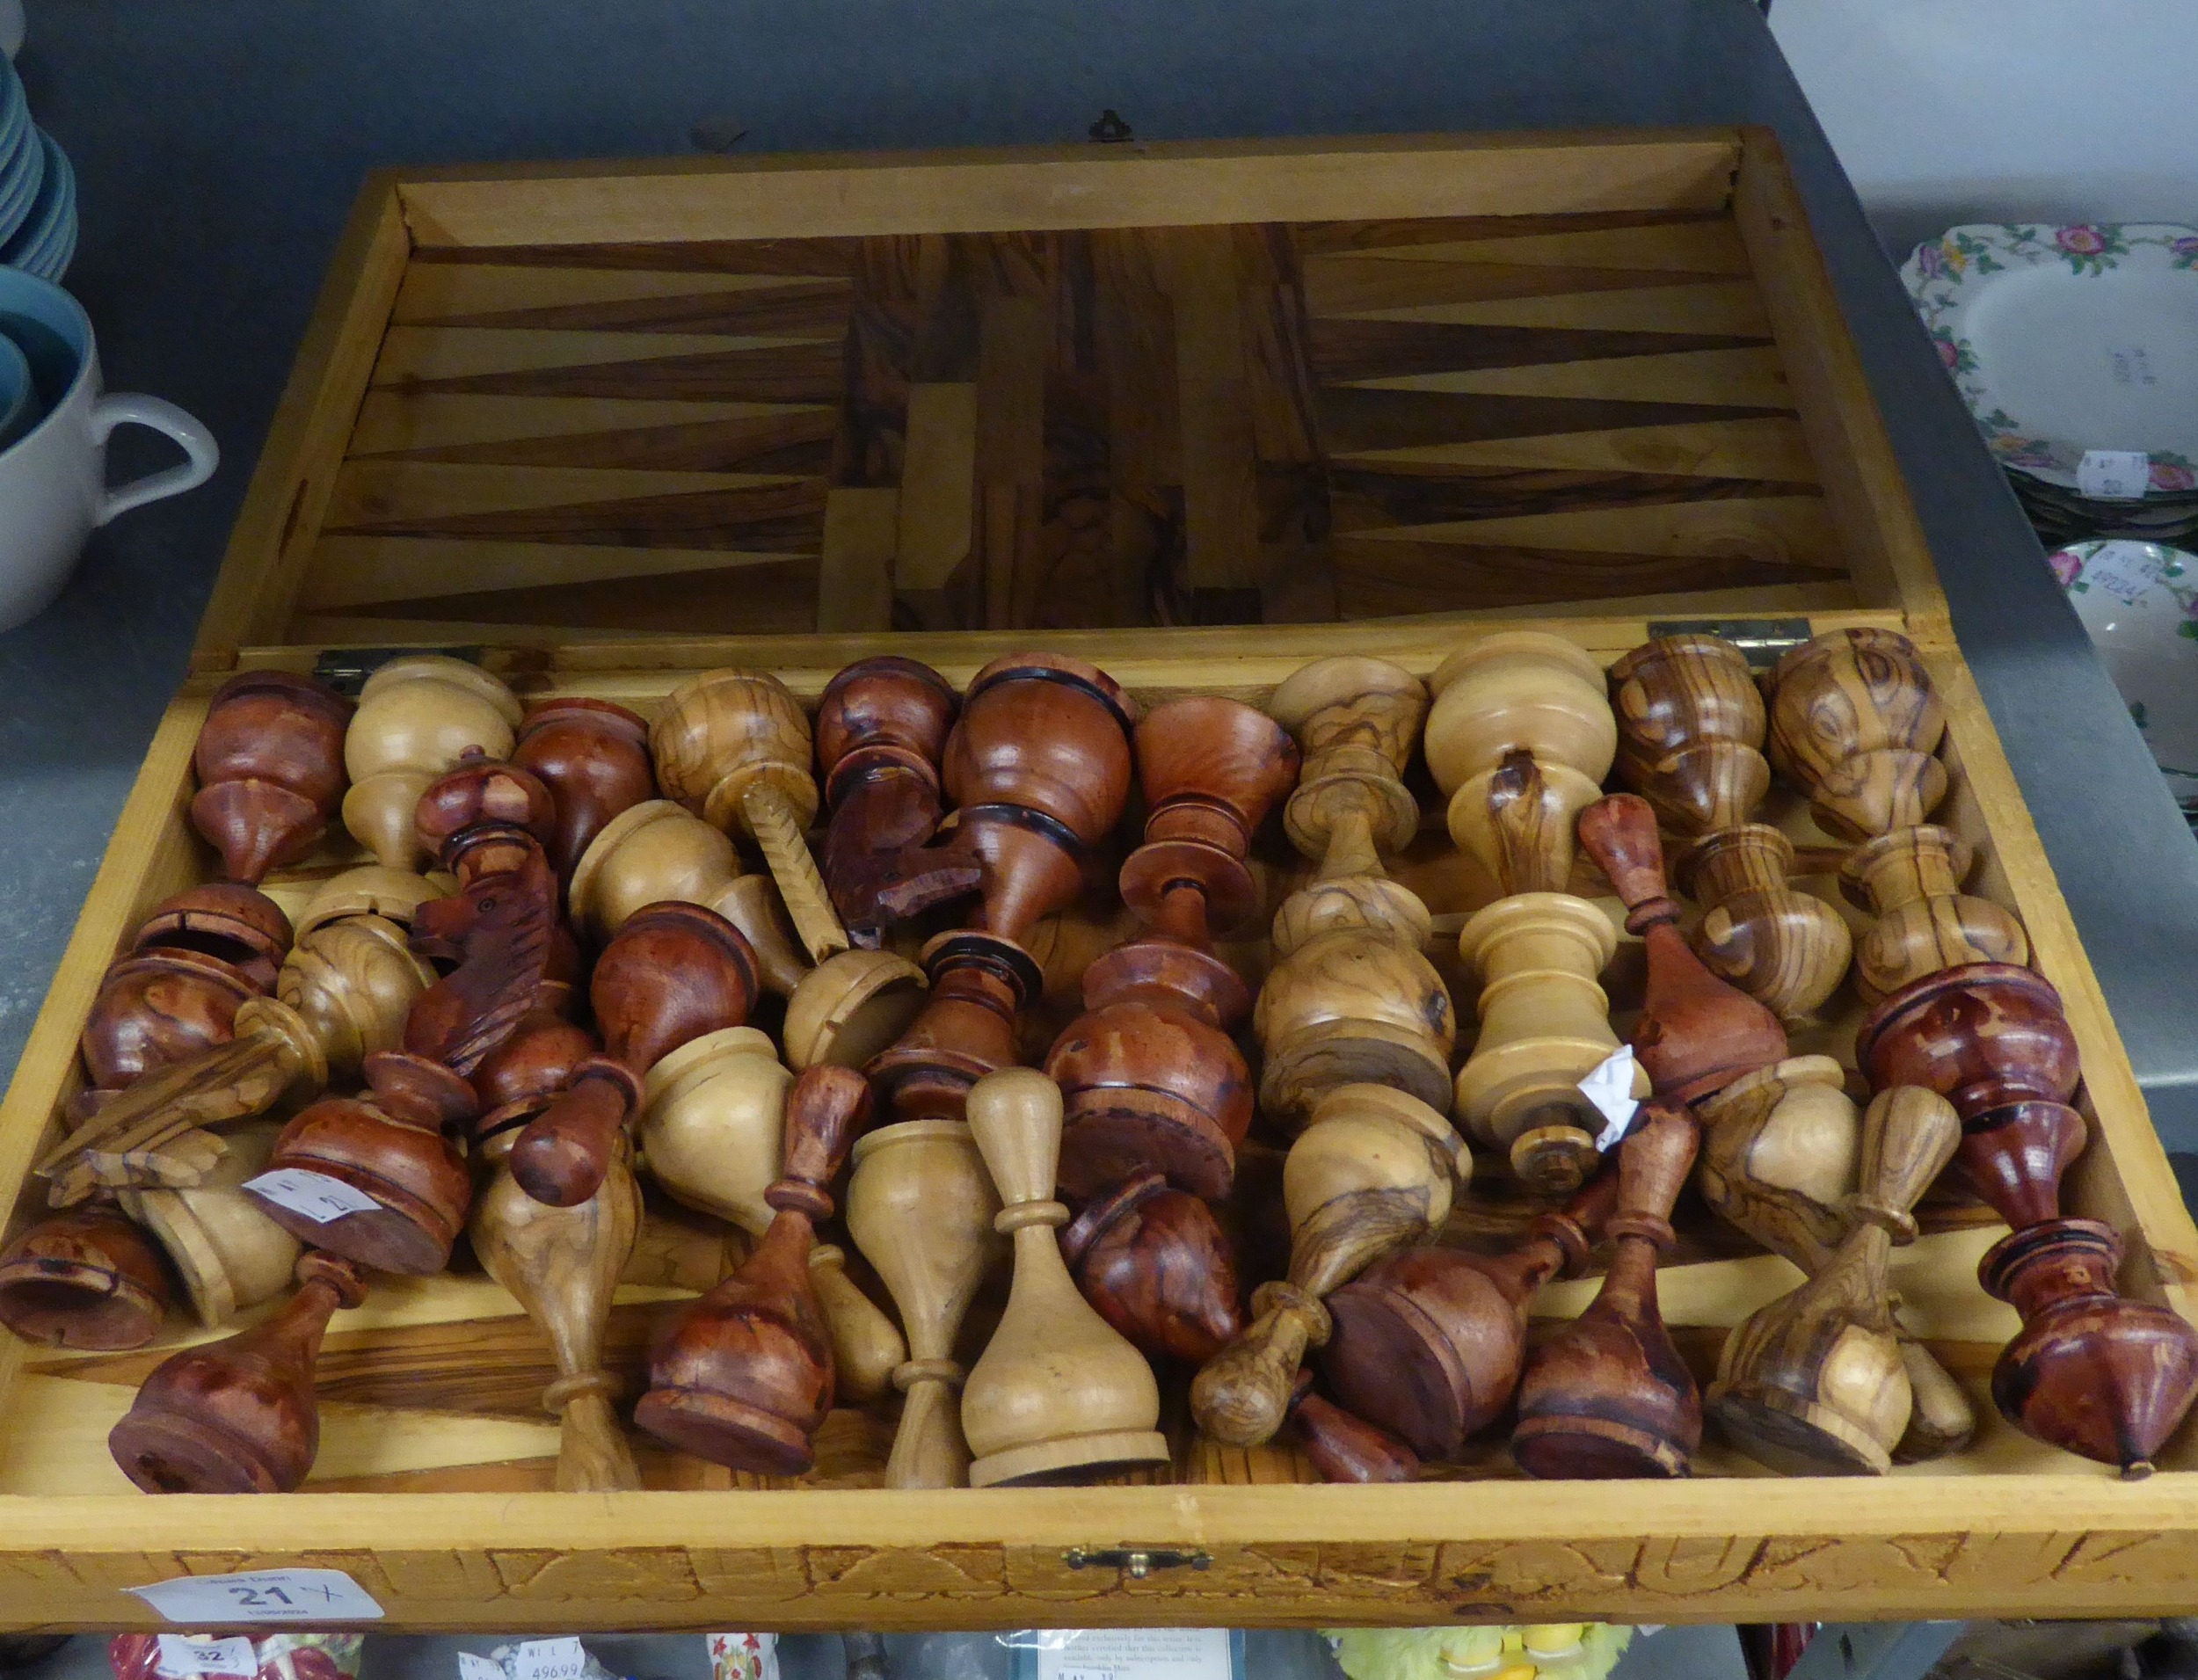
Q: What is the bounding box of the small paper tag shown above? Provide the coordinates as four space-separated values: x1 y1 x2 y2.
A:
1577 1045 1641 1152
1033 1629 1235 1680
155 1637 259 1678
513 1639 588 1680
2078 542 2168 606
2078 448 2152 499
245 1168 381 1224
458 1655 505 1680
126 1569 384 1624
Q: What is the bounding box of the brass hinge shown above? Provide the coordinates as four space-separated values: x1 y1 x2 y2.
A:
311 645 484 697
1061 1547 1212 1579
1643 616 1813 669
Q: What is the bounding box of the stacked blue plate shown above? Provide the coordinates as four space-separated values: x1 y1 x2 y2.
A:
0 55 73 280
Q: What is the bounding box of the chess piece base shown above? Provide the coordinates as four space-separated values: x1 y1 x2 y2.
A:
1707 1382 1891 1477
966 1427 1171 1488
632 1385 816 1478
1510 1412 1690 1480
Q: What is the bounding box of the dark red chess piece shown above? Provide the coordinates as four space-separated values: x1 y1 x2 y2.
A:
189 671 355 884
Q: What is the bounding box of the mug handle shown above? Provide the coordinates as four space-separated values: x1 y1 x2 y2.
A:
90 394 221 524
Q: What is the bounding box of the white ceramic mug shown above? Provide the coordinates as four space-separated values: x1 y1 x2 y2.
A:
0 267 218 630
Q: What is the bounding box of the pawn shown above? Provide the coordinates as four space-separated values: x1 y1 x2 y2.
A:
848 1113 1006 1488
1191 1085 1464 1448
0 1206 174 1350
1426 632 1618 895
1511 1103 1701 1479
1677 824 1853 1021
1452 892 1644 1194
1576 794 1787 1107
1321 1171 1616 1460
1767 628 1947 840
108 1250 369 1494
961 1069 1170 1486
342 655 523 870
1286 1371 1423 1484
513 901 759 1208
638 1064 872 1474
191 671 355 884
651 669 850 964
1255 658 1455 1129
512 697 655 883
1060 1169 1243 1364
1607 633 1769 837
1841 825 2029 1004
1709 1087 1960 1474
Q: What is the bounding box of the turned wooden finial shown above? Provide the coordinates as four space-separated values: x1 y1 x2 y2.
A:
637 1064 871 1474
1060 1169 1243 1364
1767 628 1947 840
1607 633 1768 838
1191 1085 1464 1448
512 697 655 883
1285 1370 1423 1484
1513 1103 1701 1479
0 1206 175 1351
1427 632 1618 896
1676 823 1853 1021
191 672 354 884
341 655 522 870
1840 825 2028 1003
961 1067 1170 1486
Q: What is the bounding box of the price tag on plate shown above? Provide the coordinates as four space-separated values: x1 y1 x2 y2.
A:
244 1168 381 1224
456 1655 505 1680
2078 449 2152 500
126 1568 384 1624
512 1640 588 1680
1029 1630 1237 1680
154 1636 258 1678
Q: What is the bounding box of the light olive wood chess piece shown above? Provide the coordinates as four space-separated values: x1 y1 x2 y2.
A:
638 1065 873 1474
571 799 926 1073
191 671 355 884
1710 1087 1961 1474
1049 695 1297 1198
1608 632 1768 837
1841 825 2029 1004
651 668 850 964
1254 658 1454 1130
120 1122 302 1331
471 1124 644 1492
638 1025 906 1402
1767 628 1947 840
960 1068 1170 1486
1427 632 1618 896
1452 891 1645 1194
342 655 523 870
1677 824 1853 1022
1191 1085 1464 1448
1511 1102 1700 1480
848 1114 1005 1488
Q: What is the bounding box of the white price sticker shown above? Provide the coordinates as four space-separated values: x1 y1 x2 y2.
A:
2078 448 2152 500
1033 1630 1233 1680
1576 1044 1641 1151
513 1638 588 1680
154 1637 258 1678
126 1568 384 1624
457 1655 506 1680
245 1168 382 1224
2077 542 2168 606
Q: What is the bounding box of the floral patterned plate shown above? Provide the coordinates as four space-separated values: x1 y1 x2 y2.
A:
2051 540 2198 810
1905 224 2198 495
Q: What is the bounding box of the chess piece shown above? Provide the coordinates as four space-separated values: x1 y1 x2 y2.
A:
471 1122 644 1492
1059 1168 1242 1364
512 697 655 883
1858 962 2198 1473
121 1123 302 1330
108 1249 369 1494
1286 1370 1423 1483
513 901 760 1207
1191 1085 1464 1447
637 1065 871 1473
1709 1086 1960 1474
848 1114 1005 1488
1426 632 1617 895
1511 1103 1700 1479
638 1025 907 1402
814 655 979 946
1677 824 1853 1021
1049 696 1296 1198
1607 633 1768 837
960 1068 1170 1486
40 869 447 1205
0 1206 174 1350
1254 658 1454 1129
342 655 523 869
1452 892 1644 1194
1841 825 2029 1004
651 669 850 964
571 800 927 1073
1767 628 1947 839
1320 1170 1617 1460
1576 794 1787 1106
191 671 355 884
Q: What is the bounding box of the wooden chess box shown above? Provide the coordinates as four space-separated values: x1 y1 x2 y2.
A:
2 128 2194 1631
